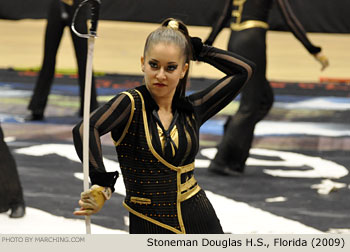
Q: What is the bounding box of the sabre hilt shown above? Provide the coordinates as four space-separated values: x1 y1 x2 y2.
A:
71 0 101 38
89 0 101 36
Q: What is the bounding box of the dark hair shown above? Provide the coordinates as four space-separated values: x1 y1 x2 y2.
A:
143 18 192 98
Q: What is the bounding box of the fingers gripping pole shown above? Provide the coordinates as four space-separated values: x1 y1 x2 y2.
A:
71 0 101 235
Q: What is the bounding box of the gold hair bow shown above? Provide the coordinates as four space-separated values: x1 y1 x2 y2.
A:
168 20 179 30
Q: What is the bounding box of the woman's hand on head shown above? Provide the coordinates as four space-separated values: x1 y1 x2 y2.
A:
73 185 112 216
190 37 204 61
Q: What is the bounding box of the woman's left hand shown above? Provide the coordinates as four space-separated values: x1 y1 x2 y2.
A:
190 37 204 61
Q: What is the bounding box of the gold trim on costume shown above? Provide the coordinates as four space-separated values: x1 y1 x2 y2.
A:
232 0 246 24
231 0 269 31
130 196 151 205
112 92 135 146
179 185 201 202
123 202 184 234
179 176 200 202
231 20 269 31
180 176 196 192
176 171 186 233
180 163 195 173
183 117 193 159
61 0 73 6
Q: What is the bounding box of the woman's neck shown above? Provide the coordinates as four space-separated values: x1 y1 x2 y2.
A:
145 85 174 113
156 98 172 113
152 95 174 130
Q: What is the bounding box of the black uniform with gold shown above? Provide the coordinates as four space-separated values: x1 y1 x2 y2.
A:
73 44 254 233
117 88 204 233
206 0 322 173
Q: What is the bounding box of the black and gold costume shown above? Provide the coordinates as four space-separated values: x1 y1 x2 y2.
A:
28 0 98 118
206 0 322 173
73 45 255 233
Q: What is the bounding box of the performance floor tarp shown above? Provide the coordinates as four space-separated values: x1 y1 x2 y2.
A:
1 68 350 234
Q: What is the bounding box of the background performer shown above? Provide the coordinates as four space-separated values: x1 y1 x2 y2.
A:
26 0 98 121
206 0 329 176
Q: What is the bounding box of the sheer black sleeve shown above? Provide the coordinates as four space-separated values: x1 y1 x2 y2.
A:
72 93 132 192
204 0 232 45
276 0 321 54
188 45 255 125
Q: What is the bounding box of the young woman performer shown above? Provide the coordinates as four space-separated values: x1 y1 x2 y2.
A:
206 0 329 175
72 18 255 233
